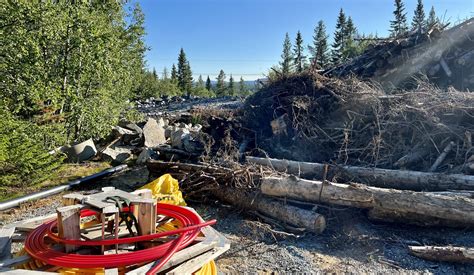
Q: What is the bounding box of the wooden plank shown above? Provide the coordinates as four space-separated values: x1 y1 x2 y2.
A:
62 193 85 206
105 268 119 275
3 214 56 231
57 205 82 253
166 246 228 275
134 199 156 249
126 227 221 275
0 227 15 260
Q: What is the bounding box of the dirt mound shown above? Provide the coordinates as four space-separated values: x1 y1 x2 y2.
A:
243 72 474 172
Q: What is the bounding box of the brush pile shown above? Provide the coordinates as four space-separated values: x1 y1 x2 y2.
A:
243 72 474 174
327 18 474 91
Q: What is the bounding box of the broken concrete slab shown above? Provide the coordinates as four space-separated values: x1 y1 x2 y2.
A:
102 146 133 163
65 138 97 163
143 118 166 148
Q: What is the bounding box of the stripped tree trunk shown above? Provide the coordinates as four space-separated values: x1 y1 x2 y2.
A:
409 246 474 263
260 176 474 227
247 156 474 191
212 187 326 234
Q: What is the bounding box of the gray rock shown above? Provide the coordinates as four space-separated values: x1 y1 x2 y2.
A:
112 126 135 137
102 146 133 163
143 118 166 148
122 123 143 136
171 128 190 149
136 148 156 164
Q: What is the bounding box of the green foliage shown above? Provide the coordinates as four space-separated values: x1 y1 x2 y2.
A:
309 20 330 69
216 70 227 96
390 0 408 37
1 1 147 143
177 48 193 96
0 109 63 188
412 0 426 32
426 6 439 28
331 8 347 65
171 64 178 81
238 77 251 97
228 75 236 96
135 70 182 99
342 17 359 60
279 33 293 76
205 76 212 91
192 86 216 98
293 31 306 73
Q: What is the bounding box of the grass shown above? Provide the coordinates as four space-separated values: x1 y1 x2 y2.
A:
0 161 111 201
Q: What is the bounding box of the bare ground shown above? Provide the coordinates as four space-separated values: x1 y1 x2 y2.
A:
1 166 473 274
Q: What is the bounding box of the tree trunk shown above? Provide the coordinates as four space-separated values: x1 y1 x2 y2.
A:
212 187 326 234
247 156 474 191
408 246 474 263
260 176 474 227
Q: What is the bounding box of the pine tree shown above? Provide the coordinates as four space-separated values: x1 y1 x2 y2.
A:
228 74 235 96
293 31 306 73
205 75 212 91
197 75 204 88
390 0 408 37
412 0 426 32
343 16 358 59
310 20 329 69
426 6 438 28
216 70 226 96
239 77 247 96
171 64 178 81
331 8 347 65
279 33 293 76
177 48 193 96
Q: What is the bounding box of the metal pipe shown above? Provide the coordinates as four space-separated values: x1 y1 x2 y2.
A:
0 164 128 211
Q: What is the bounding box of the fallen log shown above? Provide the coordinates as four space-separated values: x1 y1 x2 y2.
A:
247 156 474 191
408 246 474 263
261 175 474 227
212 187 326 234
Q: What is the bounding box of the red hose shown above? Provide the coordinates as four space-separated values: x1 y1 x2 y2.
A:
24 203 216 273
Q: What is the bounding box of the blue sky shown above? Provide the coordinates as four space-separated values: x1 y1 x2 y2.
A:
131 0 473 80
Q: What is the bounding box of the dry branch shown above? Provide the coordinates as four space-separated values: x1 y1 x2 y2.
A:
408 246 474 263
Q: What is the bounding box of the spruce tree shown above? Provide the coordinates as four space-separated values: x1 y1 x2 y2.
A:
205 75 212 91
293 31 306 73
239 77 247 96
228 75 235 96
426 6 438 28
197 75 204 88
171 64 178 81
216 70 226 96
390 0 408 37
162 67 169 80
412 0 426 32
279 33 293 76
310 20 329 69
331 8 346 65
152 68 158 80
177 48 193 96
343 16 358 59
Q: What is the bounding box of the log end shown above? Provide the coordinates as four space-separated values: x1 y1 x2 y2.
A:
312 215 326 234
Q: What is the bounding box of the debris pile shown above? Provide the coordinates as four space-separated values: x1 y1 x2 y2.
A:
327 18 474 91
244 73 474 174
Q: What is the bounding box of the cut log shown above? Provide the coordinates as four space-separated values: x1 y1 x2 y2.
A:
429 141 455 172
261 175 474 227
247 156 474 191
408 246 474 263
212 187 325 234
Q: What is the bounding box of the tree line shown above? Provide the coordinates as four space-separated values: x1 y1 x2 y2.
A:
135 48 252 100
276 0 440 76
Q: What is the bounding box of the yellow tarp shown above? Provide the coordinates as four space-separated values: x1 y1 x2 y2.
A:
138 173 186 206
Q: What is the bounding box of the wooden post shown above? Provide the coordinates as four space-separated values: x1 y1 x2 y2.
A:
56 205 82 253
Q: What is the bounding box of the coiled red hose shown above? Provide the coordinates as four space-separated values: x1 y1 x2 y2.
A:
24 203 216 274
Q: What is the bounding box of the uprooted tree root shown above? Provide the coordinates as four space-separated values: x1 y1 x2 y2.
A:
243 72 474 172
